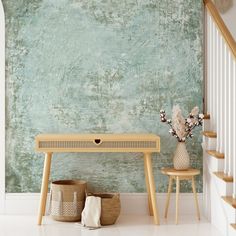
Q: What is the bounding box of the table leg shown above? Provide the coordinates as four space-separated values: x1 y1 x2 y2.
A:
37 152 52 225
144 157 153 216
192 176 200 220
144 153 160 225
175 176 180 225
164 176 173 218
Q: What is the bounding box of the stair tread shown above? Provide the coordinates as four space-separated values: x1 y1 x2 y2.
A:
206 150 224 159
203 114 210 119
213 172 233 182
202 131 217 138
222 196 236 208
231 224 236 230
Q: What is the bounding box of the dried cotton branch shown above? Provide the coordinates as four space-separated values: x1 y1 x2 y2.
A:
160 105 203 142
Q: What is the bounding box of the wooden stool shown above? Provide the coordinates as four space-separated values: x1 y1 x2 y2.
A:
161 168 200 224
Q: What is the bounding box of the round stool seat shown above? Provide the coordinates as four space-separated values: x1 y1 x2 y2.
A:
161 167 201 224
161 168 200 177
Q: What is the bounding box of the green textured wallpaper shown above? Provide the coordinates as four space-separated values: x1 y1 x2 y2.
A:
3 0 203 193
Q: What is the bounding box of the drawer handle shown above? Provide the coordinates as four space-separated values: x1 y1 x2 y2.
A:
94 139 102 145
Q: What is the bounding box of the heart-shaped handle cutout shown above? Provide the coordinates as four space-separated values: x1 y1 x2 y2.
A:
94 139 101 145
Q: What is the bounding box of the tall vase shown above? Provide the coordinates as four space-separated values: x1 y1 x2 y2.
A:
173 142 190 170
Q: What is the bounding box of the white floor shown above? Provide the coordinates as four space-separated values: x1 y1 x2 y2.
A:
0 214 223 236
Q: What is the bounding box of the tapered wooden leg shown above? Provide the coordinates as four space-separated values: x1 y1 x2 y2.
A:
144 157 153 216
37 152 52 225
192 176 200 220
144 153 160 225
175 176 180 225
164 176 173 218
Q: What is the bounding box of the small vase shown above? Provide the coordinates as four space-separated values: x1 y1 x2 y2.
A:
173 142 190 170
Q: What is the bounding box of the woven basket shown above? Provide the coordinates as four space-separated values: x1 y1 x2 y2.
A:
88 193 121 225
49 180 87 222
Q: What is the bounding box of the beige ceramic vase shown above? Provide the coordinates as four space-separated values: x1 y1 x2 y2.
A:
173 142 190 170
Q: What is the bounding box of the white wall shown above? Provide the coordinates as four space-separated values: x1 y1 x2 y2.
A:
0 0 5 214
219 0 236 41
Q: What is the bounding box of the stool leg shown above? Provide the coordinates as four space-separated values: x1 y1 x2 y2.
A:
164 176 173 218
192 176 200 220
144 153 160 225
144 158 153 216
175 176 180 225
37 152 52 225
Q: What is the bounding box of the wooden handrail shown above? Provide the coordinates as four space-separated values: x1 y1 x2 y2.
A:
204 0 236 59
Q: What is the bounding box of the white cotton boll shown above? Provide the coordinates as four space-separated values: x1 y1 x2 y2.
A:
187 118 192 123
199 114 204 119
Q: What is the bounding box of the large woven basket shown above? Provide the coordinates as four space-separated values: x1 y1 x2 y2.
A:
88 193 121 225
49 180 87 222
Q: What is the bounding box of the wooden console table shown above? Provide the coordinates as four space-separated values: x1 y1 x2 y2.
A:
35 134 160 225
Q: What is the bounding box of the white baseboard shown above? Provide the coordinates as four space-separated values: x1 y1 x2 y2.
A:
4 193 203 216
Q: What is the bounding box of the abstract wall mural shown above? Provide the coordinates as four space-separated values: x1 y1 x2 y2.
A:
3 0 203 193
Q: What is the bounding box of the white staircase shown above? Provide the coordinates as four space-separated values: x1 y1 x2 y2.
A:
203 122 236 236
203 0 236 235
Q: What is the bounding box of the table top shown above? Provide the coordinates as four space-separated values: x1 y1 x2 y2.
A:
161 168 200 176
36 133 160 141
